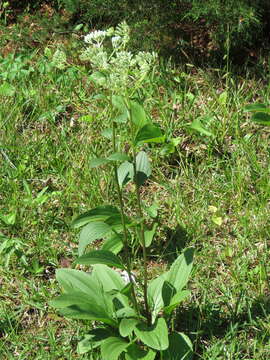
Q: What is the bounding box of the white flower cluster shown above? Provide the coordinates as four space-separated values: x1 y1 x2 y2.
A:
80 22 157 92
84 30 107 47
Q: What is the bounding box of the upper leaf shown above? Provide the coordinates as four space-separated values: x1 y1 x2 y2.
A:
144 223 158 247
134 124 165 146
148 273 168 322
108 152 131 162
92 264 125 290
117 161 134 188
166 248 194 293
130 101 148 129
75 250 125 269
135 151 151 187
102 233 123 254
72 205 120 228
79 222 111 255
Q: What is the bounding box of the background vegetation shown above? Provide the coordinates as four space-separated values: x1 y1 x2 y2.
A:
0 1 270 359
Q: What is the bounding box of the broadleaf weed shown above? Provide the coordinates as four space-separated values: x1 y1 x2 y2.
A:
50 22 194 359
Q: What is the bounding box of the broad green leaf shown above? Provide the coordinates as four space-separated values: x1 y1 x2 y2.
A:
112 95 127 112
79 221 111 255
162 281 176 307
189 118 213 137
163 290 191 315
112 95 129 123
134 124 165 146
119 318 139 337
72 205 120 228
134 317 169 351
130 101 148 129
102 233 123 254
108 152 130 162
119 282 133 298
243 103 270 113
75 250 124 269
148 273 168 322
89 157 109 168
251 112 270 126
0 82 15 96
92 264 126 293
113 111 129 123
56 268 100 295
117 161 134 188
166 248 194 292
116 306 137 318
50 291 116 326
77 328 112 354
162 332 193 360
101 336 129 360
125 344 156 360
135 151 151 187
144 223 158 247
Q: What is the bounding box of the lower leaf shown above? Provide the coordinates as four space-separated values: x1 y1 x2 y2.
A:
101 336 129 360
134 317 169 351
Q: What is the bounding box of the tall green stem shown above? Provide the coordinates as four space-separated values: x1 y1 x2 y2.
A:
112 121 139 314
132 148 151 326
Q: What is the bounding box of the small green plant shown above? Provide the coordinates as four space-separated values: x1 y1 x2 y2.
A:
50 22 194 359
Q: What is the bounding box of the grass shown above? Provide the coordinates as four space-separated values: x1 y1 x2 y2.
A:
0 12 270 360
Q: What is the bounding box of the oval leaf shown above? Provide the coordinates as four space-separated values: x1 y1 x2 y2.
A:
75 250 124 269
102 233 123 254
119 318 139 337
134 124 164 146
130 101 148 129
72 205 120 228
101 336 129 360
166 248 194 293
79 222 111 255
134 318 169 351
108 152 130 162
135 151 151 187
117 161 134 188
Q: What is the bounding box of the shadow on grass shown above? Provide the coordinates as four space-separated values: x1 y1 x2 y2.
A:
175 295 270 358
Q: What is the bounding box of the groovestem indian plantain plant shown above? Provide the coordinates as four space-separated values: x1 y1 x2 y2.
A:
50 22 194 359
